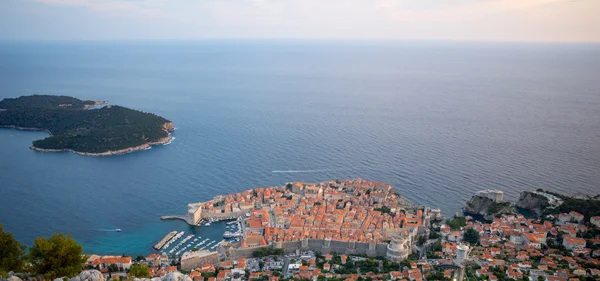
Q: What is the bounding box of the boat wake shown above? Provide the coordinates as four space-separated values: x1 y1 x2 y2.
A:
97 229 122 232
271 169 344 173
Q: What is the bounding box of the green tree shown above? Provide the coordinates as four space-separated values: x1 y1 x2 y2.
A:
29 233 87 279
445 217 466 230
0 224 27 274
129 264 151 278
417 235 427 246
463 228 480 245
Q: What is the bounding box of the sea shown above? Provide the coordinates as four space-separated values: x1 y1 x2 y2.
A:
1 40 599 256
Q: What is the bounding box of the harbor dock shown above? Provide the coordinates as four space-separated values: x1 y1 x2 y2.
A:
154 231 177 250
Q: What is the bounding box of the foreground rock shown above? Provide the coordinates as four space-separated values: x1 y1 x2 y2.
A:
7 277 23 281
2 273 42 281
133 272 192 281
66 270 105 281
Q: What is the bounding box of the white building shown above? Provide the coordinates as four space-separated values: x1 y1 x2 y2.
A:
591 216 600 228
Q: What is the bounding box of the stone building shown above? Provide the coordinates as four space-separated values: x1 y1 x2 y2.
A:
188 203 203 225
181 250 219 271
475 190 504 203
386 232 411 262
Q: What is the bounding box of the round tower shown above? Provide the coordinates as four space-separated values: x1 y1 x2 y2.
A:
386 232 411 262
456 243 470 260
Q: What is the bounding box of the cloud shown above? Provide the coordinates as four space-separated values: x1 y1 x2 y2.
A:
35 0 575 23
16 0 599 41
35 0 170 19
380 0 573 21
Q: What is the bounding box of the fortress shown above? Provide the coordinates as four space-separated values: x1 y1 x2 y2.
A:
187 203 203 225
475 189 504 203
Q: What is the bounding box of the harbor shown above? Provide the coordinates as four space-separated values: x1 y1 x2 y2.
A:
151 216 244 259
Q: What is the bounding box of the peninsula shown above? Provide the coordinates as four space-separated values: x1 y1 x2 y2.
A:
163 179 442 264
0 95 174 156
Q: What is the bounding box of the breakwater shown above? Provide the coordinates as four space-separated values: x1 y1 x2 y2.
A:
160 215 196 225
154 231 177 250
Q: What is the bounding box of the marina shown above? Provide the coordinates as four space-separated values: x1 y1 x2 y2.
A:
152 217 242 259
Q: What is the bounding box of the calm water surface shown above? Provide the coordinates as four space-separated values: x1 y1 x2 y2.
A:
1 41 599 255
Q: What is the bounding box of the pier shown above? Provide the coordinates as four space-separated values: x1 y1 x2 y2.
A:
160 215 196 225
154 231 177 250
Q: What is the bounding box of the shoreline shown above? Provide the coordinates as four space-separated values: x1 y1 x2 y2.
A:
0 125 53 136
2 122 174 157
30 135 172 156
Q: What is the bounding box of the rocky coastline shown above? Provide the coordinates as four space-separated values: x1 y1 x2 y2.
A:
463 192 515 220
515 190 554 216
15 122 175 157
83 100 108 109
0 125 53 136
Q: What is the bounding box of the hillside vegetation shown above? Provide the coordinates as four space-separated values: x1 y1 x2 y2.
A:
0 95 173 154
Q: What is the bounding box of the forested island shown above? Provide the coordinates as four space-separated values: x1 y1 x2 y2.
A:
0 95 174 156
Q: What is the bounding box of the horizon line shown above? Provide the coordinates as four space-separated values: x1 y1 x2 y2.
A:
1 38 599 44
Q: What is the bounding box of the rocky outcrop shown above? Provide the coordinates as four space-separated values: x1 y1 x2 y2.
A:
516 190 554 216
163 122 175 132
2 274 43 281
7 276 23 281
2 271 105 281
67 270 105 281
2 272 43 281
464 193 514 220
133 272 191 281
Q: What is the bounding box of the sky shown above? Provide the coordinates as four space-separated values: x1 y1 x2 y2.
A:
0 0 599 42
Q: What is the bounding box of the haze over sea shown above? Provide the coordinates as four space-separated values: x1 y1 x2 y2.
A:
1 41 599 255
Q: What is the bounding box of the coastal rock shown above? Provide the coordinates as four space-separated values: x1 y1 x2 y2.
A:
68 270 105 281
464 193 514 220
516 191 549 216
163 122 175 132
516 190 563 216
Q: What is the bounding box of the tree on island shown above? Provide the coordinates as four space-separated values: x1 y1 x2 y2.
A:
129 264 151 278
0 223 27 275
29 233 87 279
463 228 480 245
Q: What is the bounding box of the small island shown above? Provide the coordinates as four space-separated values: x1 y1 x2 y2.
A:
0 95 174 156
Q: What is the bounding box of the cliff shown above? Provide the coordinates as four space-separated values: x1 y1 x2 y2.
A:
464 194 514 220
515 190 553 216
